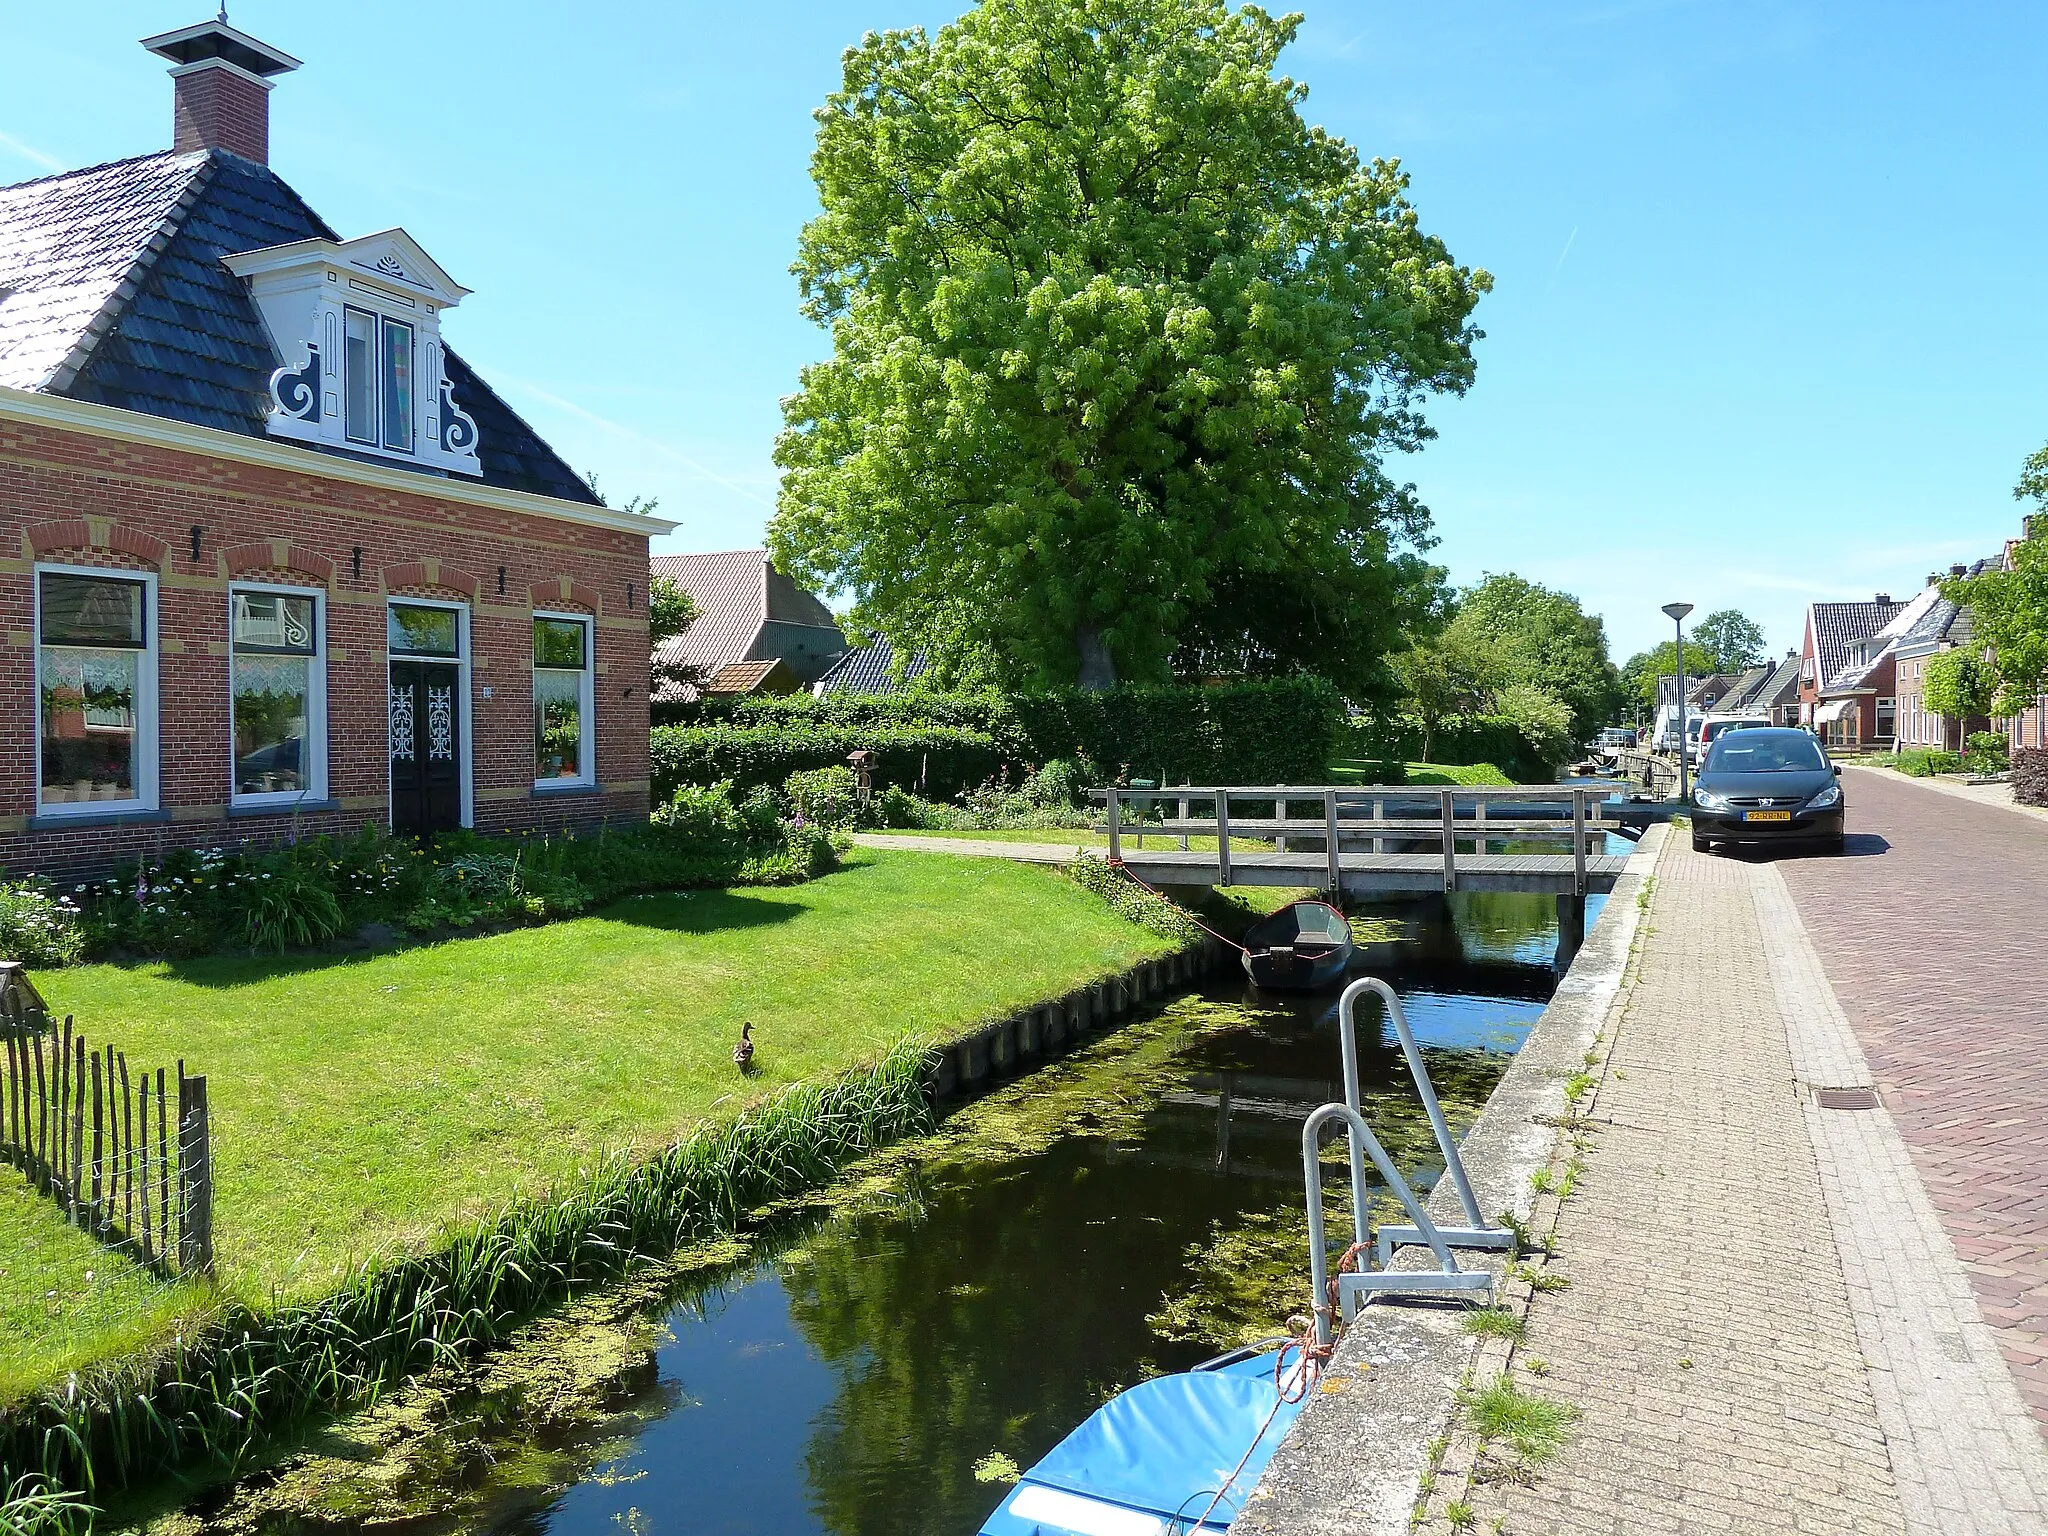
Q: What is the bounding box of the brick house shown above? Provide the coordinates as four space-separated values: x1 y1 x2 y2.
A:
1797 595 1905 746
0 18 674 872
650 550 845 703
1893 542 2048 753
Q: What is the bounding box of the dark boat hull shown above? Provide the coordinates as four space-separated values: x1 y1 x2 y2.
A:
1241 944 1351 991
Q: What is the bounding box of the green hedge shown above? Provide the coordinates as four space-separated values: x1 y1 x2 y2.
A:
1350 715 1552 782
652 679 1344 795
650 723 1003 801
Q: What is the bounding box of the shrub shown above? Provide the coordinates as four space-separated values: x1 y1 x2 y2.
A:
875 786 978 830
783 765 860 828
1495 684 1579 775
0 880 86 967
2016 747 2048 806
239 861 347 953
1893 747 1960 777
1062 856 1202 944
1350 714 1552 782
6 785 838 971
1964 730 2010 774
650 722 1002 802
656 678 1343 789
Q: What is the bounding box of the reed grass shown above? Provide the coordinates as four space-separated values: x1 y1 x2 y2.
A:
0 1044 934 1524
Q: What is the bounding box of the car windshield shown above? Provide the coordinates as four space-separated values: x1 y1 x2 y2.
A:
1706 736 1826 773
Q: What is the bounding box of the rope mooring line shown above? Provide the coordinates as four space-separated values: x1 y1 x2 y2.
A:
1104 857 1251 955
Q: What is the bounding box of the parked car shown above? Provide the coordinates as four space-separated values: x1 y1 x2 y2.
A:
1689 728 1845 855
1686 714 1772 766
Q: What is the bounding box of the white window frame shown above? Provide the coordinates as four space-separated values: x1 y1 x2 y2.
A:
532 609 597 789
33 562 160 818
379 313 416 454
342 304 378 447
229 581 329 810
385 596 474 829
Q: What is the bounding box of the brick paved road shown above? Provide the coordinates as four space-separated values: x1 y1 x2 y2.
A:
1778 768 2048 1432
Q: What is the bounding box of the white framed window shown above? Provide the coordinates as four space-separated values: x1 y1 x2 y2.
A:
533 611 595 787
343 305 377 446
380 315 415 452
342 304 417 455
230 583 327 808
35 565 158 815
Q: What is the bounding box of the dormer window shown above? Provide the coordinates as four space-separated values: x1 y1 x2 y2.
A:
224 230 480 476
342 307 415 452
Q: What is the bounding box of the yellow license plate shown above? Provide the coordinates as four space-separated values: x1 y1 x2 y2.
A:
1744 810 1792 823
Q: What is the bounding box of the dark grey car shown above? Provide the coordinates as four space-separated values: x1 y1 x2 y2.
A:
1689 728 1845 854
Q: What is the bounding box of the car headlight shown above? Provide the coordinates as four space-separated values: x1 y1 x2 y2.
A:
1808 782 1842 810
1692 786 1730 811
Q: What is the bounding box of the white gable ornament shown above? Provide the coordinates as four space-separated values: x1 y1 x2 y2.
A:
223 229 482 477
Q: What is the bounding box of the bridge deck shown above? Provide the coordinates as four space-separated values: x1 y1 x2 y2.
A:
1120 847 1629 895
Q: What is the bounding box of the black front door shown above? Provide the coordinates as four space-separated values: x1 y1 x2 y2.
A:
389 660 462 836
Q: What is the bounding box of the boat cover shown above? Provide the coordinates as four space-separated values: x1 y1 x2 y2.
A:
980 1356 1304 1535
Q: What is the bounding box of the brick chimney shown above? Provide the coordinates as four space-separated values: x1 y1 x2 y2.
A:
1875 593 1892 605
140 17 300 165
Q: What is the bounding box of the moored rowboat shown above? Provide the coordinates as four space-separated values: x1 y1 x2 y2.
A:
1240 899 1354 991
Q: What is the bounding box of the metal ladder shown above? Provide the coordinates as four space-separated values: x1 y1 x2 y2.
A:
1337 977 1518 1266
1301 1103 1491 1343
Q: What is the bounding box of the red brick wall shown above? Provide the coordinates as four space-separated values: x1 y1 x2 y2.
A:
172 65 270 164
0 414 653 875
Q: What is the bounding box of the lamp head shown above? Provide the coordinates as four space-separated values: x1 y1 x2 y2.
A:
1661 602 1694 622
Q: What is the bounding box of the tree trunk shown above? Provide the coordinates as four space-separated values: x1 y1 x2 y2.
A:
1076 625 1118 692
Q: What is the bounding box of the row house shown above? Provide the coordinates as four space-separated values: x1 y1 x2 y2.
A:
0 17 676 872
1797 594 1904 747
1893 543 2048 753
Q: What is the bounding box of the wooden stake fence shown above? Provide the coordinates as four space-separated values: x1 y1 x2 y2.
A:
0 999 212 1274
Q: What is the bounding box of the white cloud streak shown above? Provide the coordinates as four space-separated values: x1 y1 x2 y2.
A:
497 377 776 509
0 130 65 173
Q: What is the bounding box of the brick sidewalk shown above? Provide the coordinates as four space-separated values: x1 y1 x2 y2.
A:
1778 768 2048 1428
1469 843 1906 1534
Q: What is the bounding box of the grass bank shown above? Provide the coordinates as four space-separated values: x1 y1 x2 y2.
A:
0 849 1169 1400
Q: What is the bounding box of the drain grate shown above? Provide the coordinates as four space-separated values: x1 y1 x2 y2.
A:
1815 1086 1880 1110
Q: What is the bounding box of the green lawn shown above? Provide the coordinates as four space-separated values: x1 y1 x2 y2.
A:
0 849 1167 1398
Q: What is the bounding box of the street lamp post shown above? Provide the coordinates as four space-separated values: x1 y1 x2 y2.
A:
1662 602 1695 801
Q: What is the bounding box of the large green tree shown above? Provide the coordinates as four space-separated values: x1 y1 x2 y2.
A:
1939 456 2048 712
769 0 1489 693
1447 574 1622 740
1619 640 1715 717
1690 609 1767 673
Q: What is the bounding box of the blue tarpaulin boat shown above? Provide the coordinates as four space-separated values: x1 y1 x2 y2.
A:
978 1346 1307 1535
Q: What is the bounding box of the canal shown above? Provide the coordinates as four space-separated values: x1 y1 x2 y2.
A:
123 886 1586 1535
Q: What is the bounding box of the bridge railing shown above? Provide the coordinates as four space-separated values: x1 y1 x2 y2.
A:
1088 784 1615 895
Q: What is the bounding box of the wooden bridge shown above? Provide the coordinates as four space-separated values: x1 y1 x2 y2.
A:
1094 784 1630 901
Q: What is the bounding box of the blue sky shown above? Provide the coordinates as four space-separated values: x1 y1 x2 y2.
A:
6 2 2045 661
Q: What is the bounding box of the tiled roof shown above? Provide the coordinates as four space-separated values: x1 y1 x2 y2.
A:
1718 664 1770 710
0 149 598 504
0 150 209 392
704 659 798 695
650 550 843 687
815 639 928 695
1750 654 1802 710
1807 599 1906 689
